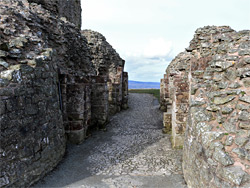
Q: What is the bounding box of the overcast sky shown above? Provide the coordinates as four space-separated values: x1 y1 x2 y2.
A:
81 0 250 82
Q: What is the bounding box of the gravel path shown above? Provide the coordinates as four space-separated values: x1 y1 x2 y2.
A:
33 93 187 188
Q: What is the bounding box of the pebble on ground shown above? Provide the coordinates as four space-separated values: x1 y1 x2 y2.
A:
33 93 187 188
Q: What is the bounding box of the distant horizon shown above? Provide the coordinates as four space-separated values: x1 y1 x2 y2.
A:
128 80 160 89
82 0 250 82
129 80 160 83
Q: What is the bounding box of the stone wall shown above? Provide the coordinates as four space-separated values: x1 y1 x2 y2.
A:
90 76 109 128
0 0 128 187
28 0 82 28
82 30 128 115
122 72 129 109
0 1 67 186
161 26 250 187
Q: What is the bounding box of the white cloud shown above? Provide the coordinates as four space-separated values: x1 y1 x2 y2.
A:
82 0 250 82
143 38 172 58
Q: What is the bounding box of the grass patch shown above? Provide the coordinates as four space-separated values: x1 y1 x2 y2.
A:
129 89 160 101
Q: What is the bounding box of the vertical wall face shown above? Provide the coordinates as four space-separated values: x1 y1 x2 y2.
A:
122 72 129 109
0 2 67 186
160 53 191 148
161 26 250 187
90 76 109 127
0 0 92 187
28 0 82 28
1 1 128 187
82 30 128 116
60 75 91 144
183 26 250 188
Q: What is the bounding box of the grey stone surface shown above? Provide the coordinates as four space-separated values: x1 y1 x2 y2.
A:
32 94 187 188
28 0 82 28
165 26 250 187
0 0 128 187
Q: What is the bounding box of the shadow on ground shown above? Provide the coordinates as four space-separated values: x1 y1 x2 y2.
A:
32 93 186 188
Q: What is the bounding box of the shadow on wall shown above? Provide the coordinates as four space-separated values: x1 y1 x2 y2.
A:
0 0 128 187
160 26 250 187
31 94 173 188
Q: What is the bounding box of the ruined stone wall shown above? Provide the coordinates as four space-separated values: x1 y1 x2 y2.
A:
82 30 128 115
161 26 250 187
122 72 129 109
183 26 250 188
28 0 82 28
90 76 109 128
0 0 127 187
0 1 68 186
160 52 191 147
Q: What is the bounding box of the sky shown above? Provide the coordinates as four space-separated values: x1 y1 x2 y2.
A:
81 0 250 82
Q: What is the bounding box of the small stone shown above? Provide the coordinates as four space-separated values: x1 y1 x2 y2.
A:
9 37 27 48
229 82 241 89
225 68 237 81
238 111 250 121
225 136 233 146
0 50 7 57
209 141 224 150
0 58 9 68
232 148 246 158
239 96 250 104
193 108 212 122
239 122 250 130
218 82 228 89
220 166 245 185
202 132 224 148
243 78 250 87
206 105 220 112
223 122 236 133
245 141 250 150
196 122 212 136
213 74 223 81
221 106 233 114
226 55 238 61
217 115 226 124
190 100 205 107
9 48 22 58
239 50 250 56
237 68 250 78
0 70 14 80
245 154 250 161
244 57 250 64
237 104 249 110
211 61 234 70
0 176 9 187
201 43 210 48
27 60 36 67
213 96 235 105
235 137 248 146
207 158 217 166
213 148 234 166
0 78 10 87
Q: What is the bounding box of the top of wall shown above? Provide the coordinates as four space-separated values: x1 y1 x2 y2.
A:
82 30 125 76
28 0 82 28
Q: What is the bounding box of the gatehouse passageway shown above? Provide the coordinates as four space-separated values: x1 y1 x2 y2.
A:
33 93 186 188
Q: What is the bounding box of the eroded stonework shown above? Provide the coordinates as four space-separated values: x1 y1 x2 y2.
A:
0 0 127 187
82 30 128 115
161 26 250 187
27 0 82 28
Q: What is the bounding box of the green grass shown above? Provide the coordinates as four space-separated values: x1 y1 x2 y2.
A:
129 89 160 101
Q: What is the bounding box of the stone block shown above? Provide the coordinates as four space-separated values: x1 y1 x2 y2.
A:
66 128 86 144
163 112 171 132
